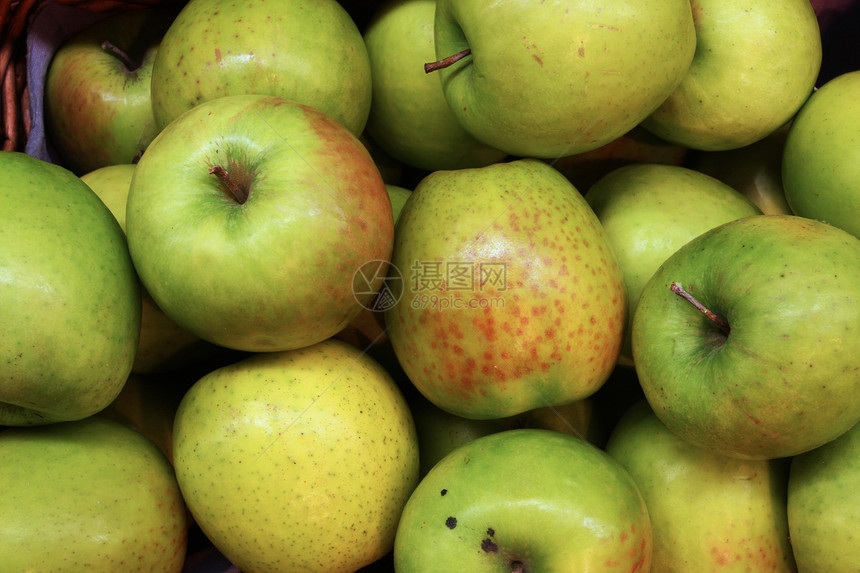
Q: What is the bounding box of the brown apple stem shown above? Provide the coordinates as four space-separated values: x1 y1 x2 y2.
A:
101 40 138 71
209 165 249 204
510 561 525 573
670 282 730 336
424 48 472 73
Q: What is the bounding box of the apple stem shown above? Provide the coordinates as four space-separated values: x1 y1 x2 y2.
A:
101 40 138 71
209 165 249 204
670 282 730 336
424 48 472 74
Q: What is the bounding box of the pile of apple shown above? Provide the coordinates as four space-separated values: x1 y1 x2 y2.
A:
2 0 859 571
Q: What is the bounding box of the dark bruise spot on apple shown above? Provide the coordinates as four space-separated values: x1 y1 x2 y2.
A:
481 538 499 552
440 489 448 496
445 516 457 529
487 527 495 537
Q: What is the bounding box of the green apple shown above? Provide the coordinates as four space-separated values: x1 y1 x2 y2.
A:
547 125 689 194
363 0 507 171
393 428 652 571
125 94 394 353
150 0 371 136
172 339 419 573
386 183 412 224
642 0 822 151
632 214 860 460
385 158 627 420
606 400 796 571
586 163 762 366
44 8 174 175
0 152 140 425
685 123 794 215
81 163 219 374
782 70 860 239
428 0 696 158
0 416 187 572
407 387 603 477
788 419 860 572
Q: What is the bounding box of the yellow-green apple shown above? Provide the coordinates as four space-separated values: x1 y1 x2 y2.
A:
125 94 394 353
782 70 860 239
547 125 689 194
685 123 794 215
0 152 140 426
393 428 652 571
788 419 860 572
586 163 762 366
150 0 371 136
606 400 796 571
44 8 174 175
0 416 187 572
642 0 821 151
385 158 627 419
172 339 419 573
363 0 507 171
81 164 219 374
407 387 603 477
632 215 860 459
428 0 696 158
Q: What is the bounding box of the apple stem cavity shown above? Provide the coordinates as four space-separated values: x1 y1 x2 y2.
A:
511 561 526 573
100 40 139 72
424 48 472 73
209 164 250 205
670 282 730 336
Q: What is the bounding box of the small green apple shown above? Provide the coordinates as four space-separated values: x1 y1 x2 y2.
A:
632 215 860 459
642 0 822 150
81 164 219 374
172 339 420 573
606 400 796 571
393 428 652 571
0 416 187 572
788 420 860 572
429 0 696 158
126 94 394 353
363 0 507 171
685 123 794 215
782 70 860 239
44 8 174 174
0 152 140 425
150 0 372 136
586 163 762 366
385 158 627 420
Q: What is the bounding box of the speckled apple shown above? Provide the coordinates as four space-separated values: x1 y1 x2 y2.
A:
394 428 652 571
385 158 627 419
172 339 420 573
607 400 796 571
150 0 372 136
0 416 187 572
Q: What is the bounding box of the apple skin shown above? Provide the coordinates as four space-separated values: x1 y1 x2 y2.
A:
150 0 371 136
44 8 174 175
642 0 822 151
125 94 394 353
363 0 507 171
393 428 652 572
782 70 860 239
0 152 140 426
788 420 860 572
0 416 187 572
632 214 860 460
81 164 219 374
432 0 696 158
685 123 794 215
606 400 796 571
385 158 626 420
585 163 762 366
172 339 420 573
